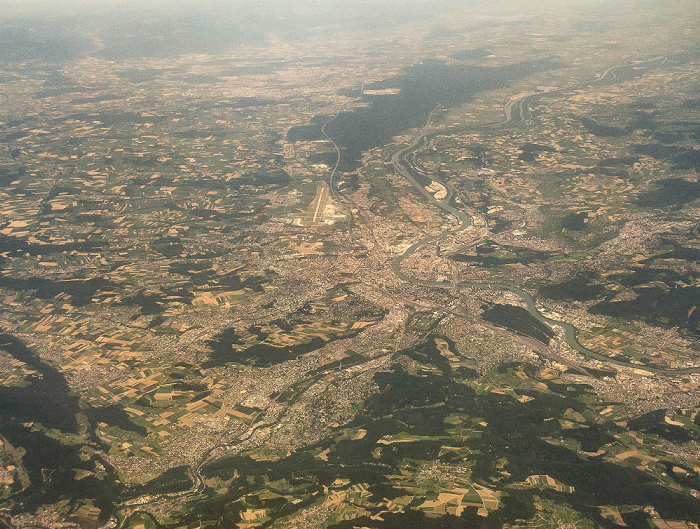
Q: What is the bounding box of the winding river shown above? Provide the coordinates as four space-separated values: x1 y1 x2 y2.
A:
386 57 700 376
108 51 699 529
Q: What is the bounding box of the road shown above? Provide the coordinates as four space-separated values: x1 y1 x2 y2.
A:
488 53 674 128
107 49 699 528
389 54 700 376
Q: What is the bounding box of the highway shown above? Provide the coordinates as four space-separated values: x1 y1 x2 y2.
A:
107 49 700 528
388 54 700 376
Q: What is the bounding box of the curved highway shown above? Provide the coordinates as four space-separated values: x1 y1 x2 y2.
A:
107 50 699 529
388 57 700 376
487 53 673 128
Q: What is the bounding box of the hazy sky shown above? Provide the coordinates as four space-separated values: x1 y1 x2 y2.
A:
0 0 453 19
0 0 687 64
0 0 461 62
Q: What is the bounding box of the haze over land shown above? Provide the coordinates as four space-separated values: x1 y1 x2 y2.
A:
0 0 699 527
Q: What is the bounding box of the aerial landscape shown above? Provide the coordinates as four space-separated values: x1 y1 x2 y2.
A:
0 0 699 527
